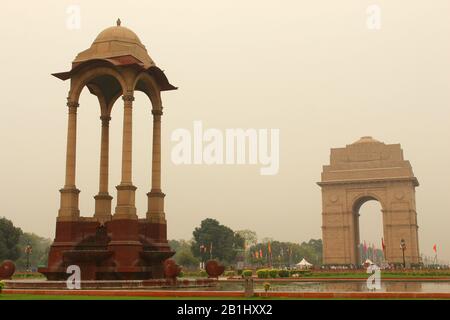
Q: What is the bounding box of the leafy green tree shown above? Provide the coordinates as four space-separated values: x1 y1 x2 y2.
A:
169 239 184 252
236 230 258 248
260 237 274 244
169 239 200 269
176 249 200 269
15 233 52 270
0 217 23 261
191 218 244 265
299 239 323 265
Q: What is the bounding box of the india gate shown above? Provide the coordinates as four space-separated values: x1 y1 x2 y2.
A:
39 20 176 280
318 137 421 266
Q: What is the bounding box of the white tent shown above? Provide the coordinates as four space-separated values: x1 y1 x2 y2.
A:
364 259 374 265
296 258 313 269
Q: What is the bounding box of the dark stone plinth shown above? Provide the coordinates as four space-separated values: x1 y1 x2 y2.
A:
63 250 113 262
39 219 174 280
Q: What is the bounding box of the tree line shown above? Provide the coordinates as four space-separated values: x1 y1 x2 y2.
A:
170 218 322 269
0 217 51 271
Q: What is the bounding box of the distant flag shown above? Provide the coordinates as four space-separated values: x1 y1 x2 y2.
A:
433 244 437 253
260 248 263 259
267 241 273 267
381 238 386 252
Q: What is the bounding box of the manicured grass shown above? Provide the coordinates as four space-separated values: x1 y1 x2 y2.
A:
1 294 446 300
227 270 450 280
0 294 153 300
302 271 450 279
12 273 46 280
251 271 450 279
0 294 274 300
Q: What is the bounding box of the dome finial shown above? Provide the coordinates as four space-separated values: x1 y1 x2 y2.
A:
116 18 121 26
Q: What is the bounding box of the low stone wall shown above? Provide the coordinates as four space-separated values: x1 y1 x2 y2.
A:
4 278 217 290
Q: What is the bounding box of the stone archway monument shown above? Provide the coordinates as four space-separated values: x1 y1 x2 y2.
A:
318 137 420 266
39 20 177 280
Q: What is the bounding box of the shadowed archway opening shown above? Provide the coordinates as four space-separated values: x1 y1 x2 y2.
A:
353 197 384 266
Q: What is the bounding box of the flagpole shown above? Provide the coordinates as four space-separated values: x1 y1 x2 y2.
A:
436 246 438 264
266 241 272 268
433 244 438 266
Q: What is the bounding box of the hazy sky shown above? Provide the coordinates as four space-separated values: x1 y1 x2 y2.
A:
1 1 449 261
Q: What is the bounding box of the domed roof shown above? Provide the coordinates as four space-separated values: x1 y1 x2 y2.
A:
351 136 382 145
94 21 143 45
73 19 154 68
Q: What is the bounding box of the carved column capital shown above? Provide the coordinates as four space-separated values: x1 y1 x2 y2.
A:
66 97 79 107
67 101 80 107
67 101 79 113
152 109 163 117
100 115 112 126
122 95 135 102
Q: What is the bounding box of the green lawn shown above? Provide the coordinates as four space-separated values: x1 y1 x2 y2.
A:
1 294 447 300
0 294 155 300
0 294 277 300
292 271 450 279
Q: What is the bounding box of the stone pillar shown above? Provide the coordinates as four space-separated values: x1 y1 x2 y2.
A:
151 109 162 191
58 100 80 221
146 109 166 224
384 209 420 265
94 115 113 222
114 94 137 219
109 95 141 271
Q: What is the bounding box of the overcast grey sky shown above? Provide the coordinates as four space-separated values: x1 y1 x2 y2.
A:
1 1 449 261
